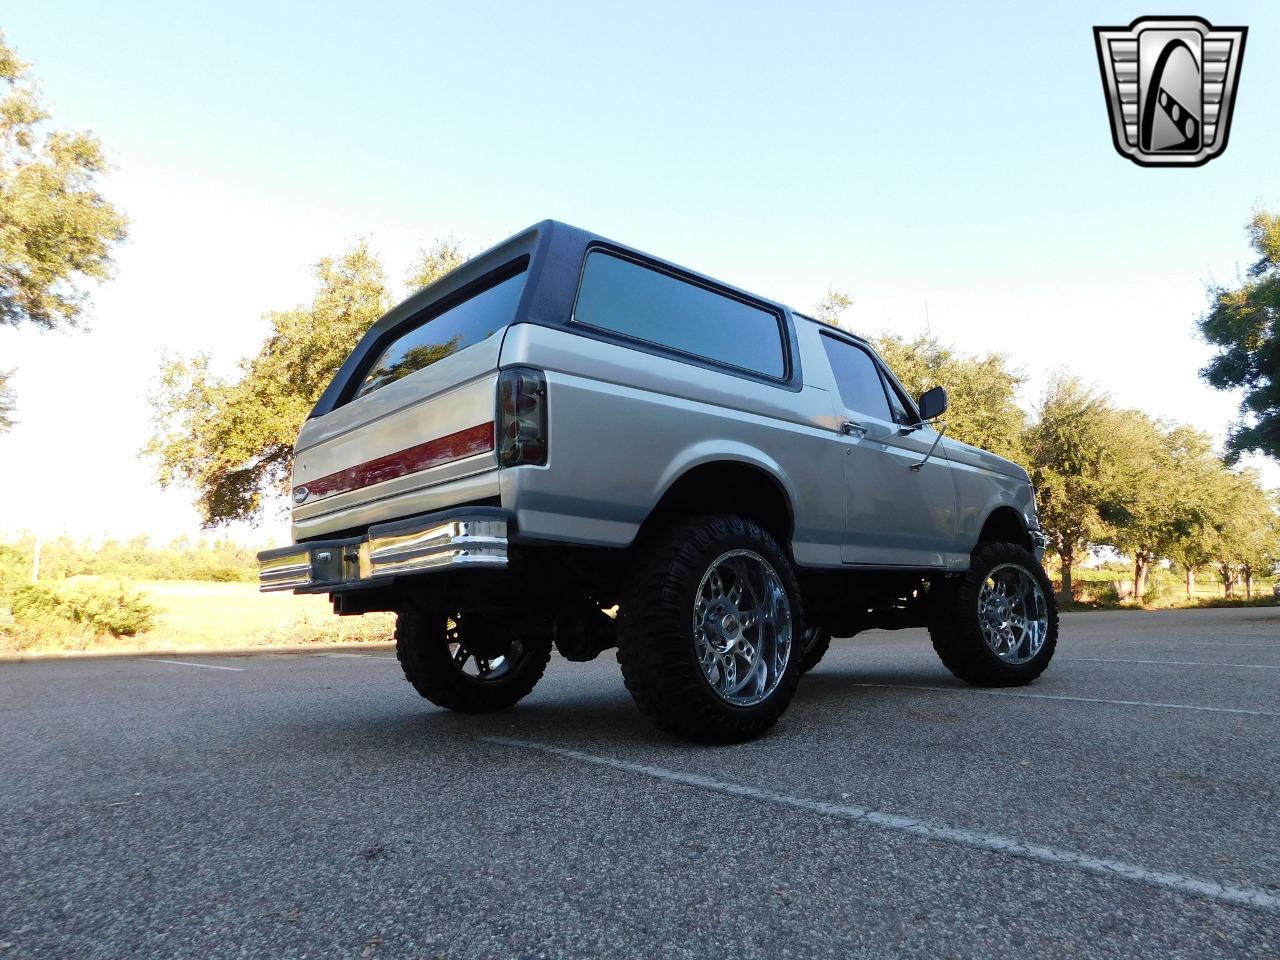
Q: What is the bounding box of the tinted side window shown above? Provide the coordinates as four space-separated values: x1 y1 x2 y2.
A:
354 269 526 399
573 251 786 379
821 335 892 421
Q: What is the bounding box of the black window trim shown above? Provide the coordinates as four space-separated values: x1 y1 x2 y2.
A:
337 255 531 408
817 328 922 425
569 244 796 388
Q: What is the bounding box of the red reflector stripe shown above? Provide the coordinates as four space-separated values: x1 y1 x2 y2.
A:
298 422 494 502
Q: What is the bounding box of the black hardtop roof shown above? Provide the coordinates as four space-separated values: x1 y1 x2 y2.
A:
393 219 804 326
309 219 850 417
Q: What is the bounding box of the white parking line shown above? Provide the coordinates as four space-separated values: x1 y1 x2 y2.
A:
851 682 1280 718
1070 657 1280 670
140 659 245 672
483 736 1280 916
1121 640 1278 648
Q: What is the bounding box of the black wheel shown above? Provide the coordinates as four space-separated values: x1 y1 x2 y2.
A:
618 514 805 743
797 627 831 674
395 608 552 712
929 541 1058 687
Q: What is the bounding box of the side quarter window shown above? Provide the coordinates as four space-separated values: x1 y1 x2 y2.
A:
573 250 788 380
819 334 893 421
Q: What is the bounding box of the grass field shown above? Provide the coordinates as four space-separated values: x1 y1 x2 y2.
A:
137 580 395 648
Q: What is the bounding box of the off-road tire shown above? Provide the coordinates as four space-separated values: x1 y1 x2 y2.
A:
618 514 806 743
798 627 832 674
395 608 552 712
929 541 1058 687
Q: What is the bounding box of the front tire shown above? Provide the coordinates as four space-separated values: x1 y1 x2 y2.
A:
929 541 1058 686
396 609 552 712
618 514 805 743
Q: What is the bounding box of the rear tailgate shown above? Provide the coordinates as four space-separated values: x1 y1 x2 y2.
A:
290 255 537 541
291 338 503 541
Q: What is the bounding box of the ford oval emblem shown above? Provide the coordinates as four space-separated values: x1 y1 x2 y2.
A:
293 486 310 505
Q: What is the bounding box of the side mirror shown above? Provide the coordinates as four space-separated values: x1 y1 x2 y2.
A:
917 386 949 422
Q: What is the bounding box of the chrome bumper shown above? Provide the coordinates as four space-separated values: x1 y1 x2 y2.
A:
257 508 510 593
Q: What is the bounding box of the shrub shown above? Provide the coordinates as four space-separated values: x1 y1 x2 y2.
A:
1142 578 1172 607
65 584 157 636
10 582 156 637
0 545 29 600
9 584 64 621
1094 583 1123 606
187 561 252 583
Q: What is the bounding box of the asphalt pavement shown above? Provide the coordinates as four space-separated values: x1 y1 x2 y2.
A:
1 607 1277 959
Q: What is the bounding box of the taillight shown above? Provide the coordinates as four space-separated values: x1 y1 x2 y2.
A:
497 367 548 466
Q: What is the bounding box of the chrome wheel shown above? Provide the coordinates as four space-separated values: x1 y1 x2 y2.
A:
977 563 1049 664
446 615 520 681
693 549 793 706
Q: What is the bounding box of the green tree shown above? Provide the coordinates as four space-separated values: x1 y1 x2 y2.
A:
1198 209 1280 461
813 287 853 326
1 33 127 330
874 332 1026 462
408 236 466 289
1238 492 1280 599
1023 374 1119 604
1161 426 1231 599
1216 472 1280 599
146 243 390 525
1100 411 1177 600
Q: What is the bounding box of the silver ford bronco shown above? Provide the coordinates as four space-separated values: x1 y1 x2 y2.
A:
259 220 1057 742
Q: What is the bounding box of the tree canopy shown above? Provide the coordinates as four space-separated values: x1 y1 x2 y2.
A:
1022 375 1279 603
1198 209 1280 461
0 32 127 331
1022 374 1124 602
408 236 466 290
1160 426 1230 595
812 287 852 326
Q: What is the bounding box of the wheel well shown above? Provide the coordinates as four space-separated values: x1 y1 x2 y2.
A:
640 461 793 548
977 506 1033 552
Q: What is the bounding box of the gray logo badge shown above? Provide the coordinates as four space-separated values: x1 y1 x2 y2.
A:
1094 16 1247 167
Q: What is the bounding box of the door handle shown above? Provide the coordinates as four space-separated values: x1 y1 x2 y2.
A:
840 419 868 437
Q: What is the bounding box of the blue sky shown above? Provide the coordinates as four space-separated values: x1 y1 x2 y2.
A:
0 1 1276 543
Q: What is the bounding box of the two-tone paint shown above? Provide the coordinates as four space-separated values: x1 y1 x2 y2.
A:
286 219 1041 574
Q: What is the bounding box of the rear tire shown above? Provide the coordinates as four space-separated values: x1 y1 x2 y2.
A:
797 627 831 674
929 541 1058 686
618 514 805 743
396 609 552 712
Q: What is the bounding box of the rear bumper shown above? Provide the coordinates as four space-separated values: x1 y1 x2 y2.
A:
257 508 510 594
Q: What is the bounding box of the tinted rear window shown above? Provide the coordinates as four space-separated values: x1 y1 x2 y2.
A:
573 251 786 379
354 268 526 399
